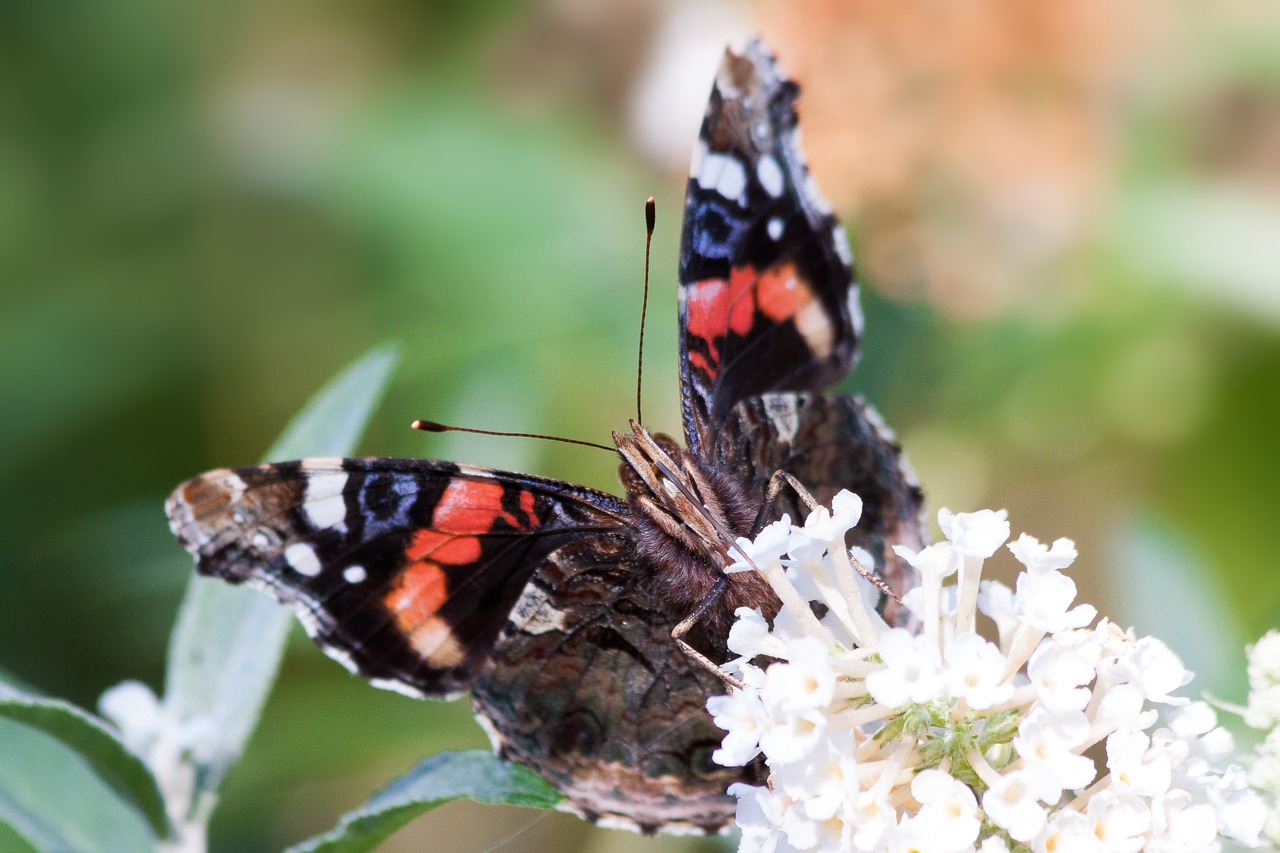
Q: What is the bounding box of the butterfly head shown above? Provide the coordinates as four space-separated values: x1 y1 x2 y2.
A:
612 420 777 637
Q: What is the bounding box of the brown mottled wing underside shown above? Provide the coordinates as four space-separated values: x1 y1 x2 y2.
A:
473 536 764 835
713 392 925 626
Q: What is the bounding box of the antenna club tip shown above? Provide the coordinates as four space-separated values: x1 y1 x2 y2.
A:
645 197 656 233
411 419 445 432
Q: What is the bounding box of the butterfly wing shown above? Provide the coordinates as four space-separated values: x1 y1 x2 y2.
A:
166 457 628 697
678 40 860 457
712 392 925 626
474 537 762 835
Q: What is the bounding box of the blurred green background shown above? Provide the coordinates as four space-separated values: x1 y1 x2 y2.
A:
1 0 1277 850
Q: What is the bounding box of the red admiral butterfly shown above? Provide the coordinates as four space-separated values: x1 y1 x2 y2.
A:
167 39 924 835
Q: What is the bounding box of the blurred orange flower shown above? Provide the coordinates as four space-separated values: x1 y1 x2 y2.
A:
759 0 1155 314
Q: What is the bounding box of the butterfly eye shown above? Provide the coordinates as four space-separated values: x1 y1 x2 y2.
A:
654 433 683 462
617 460 646 496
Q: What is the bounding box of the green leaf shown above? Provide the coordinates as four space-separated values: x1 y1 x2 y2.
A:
0 820 40 853
0 718 154 853
0 696 169 838
286 751 561 853
163 345 400 796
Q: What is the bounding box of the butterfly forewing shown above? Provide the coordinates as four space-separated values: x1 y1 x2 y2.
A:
678 40 861 457
167 458 627 697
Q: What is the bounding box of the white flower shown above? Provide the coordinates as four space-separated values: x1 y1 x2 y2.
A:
1209 765 1268 846
1031 808 1093 853
1008 533 1078 575
98 680 163 757
911 769 981 852
1027 638 1096 714
707 497 1277 853
982 767 1058 842
801 489 863 543
1248 630 1280 680
865 628 944 708
1167 701 1233 766
1104 636 1192 705
937 507 1010 557
893 541 960 581
944 632 1013 710
1015 570 1096 633
772 730 861 820
759 703 827 764
1247 686 1280 732
848 788 895 850
727 607 788 662
1095 683 1158 733
1106 729 1173 798
1246 630 1280 729
1084 790 1150 853
1013 708 1096 792
730 783 796 853
1150 793 1221 851
977 579 1019 647
727 515 792 574
708 688 767 766
764 638 837 713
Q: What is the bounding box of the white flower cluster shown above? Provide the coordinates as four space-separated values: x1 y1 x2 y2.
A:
1245 631 1280 846
708 491 1271 852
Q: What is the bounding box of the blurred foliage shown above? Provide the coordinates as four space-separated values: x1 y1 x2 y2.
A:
1 0 1277 851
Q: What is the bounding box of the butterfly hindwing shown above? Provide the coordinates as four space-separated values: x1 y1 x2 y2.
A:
678 40 861 457
473 537 761 835
713 392 925 626
166 457 628 697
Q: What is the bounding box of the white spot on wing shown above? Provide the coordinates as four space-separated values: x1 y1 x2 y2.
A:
688 137 706 179
301 457 344 470
284 542 322 577
763 396 800 445
370 676 433 699
697 150 747 204
767 217 784 240
223 472 247 504
832 223 853 266
473 710 506 752
303 470 348 531
795 301 835 358
757 155 784 197
848 286 865 338
343 565 367 584
508 584 569 635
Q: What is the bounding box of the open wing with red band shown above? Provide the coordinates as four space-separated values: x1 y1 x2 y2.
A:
677 40 862 457
166 457 628 698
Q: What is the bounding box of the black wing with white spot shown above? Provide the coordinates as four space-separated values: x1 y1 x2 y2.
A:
677 39 862 457
166 457 626 697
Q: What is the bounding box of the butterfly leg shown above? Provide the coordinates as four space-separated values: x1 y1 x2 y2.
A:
671 576 745 691
752 470 819 533
760 469 898 602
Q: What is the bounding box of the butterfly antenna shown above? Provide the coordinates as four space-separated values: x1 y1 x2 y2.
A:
636 196 656 425
411 420 615 453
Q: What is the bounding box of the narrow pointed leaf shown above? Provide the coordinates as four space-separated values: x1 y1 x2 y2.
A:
0 718 154 853
0 696 169 837
286 751 561 853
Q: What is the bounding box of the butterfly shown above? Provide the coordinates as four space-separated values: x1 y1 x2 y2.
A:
166 38 924 835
